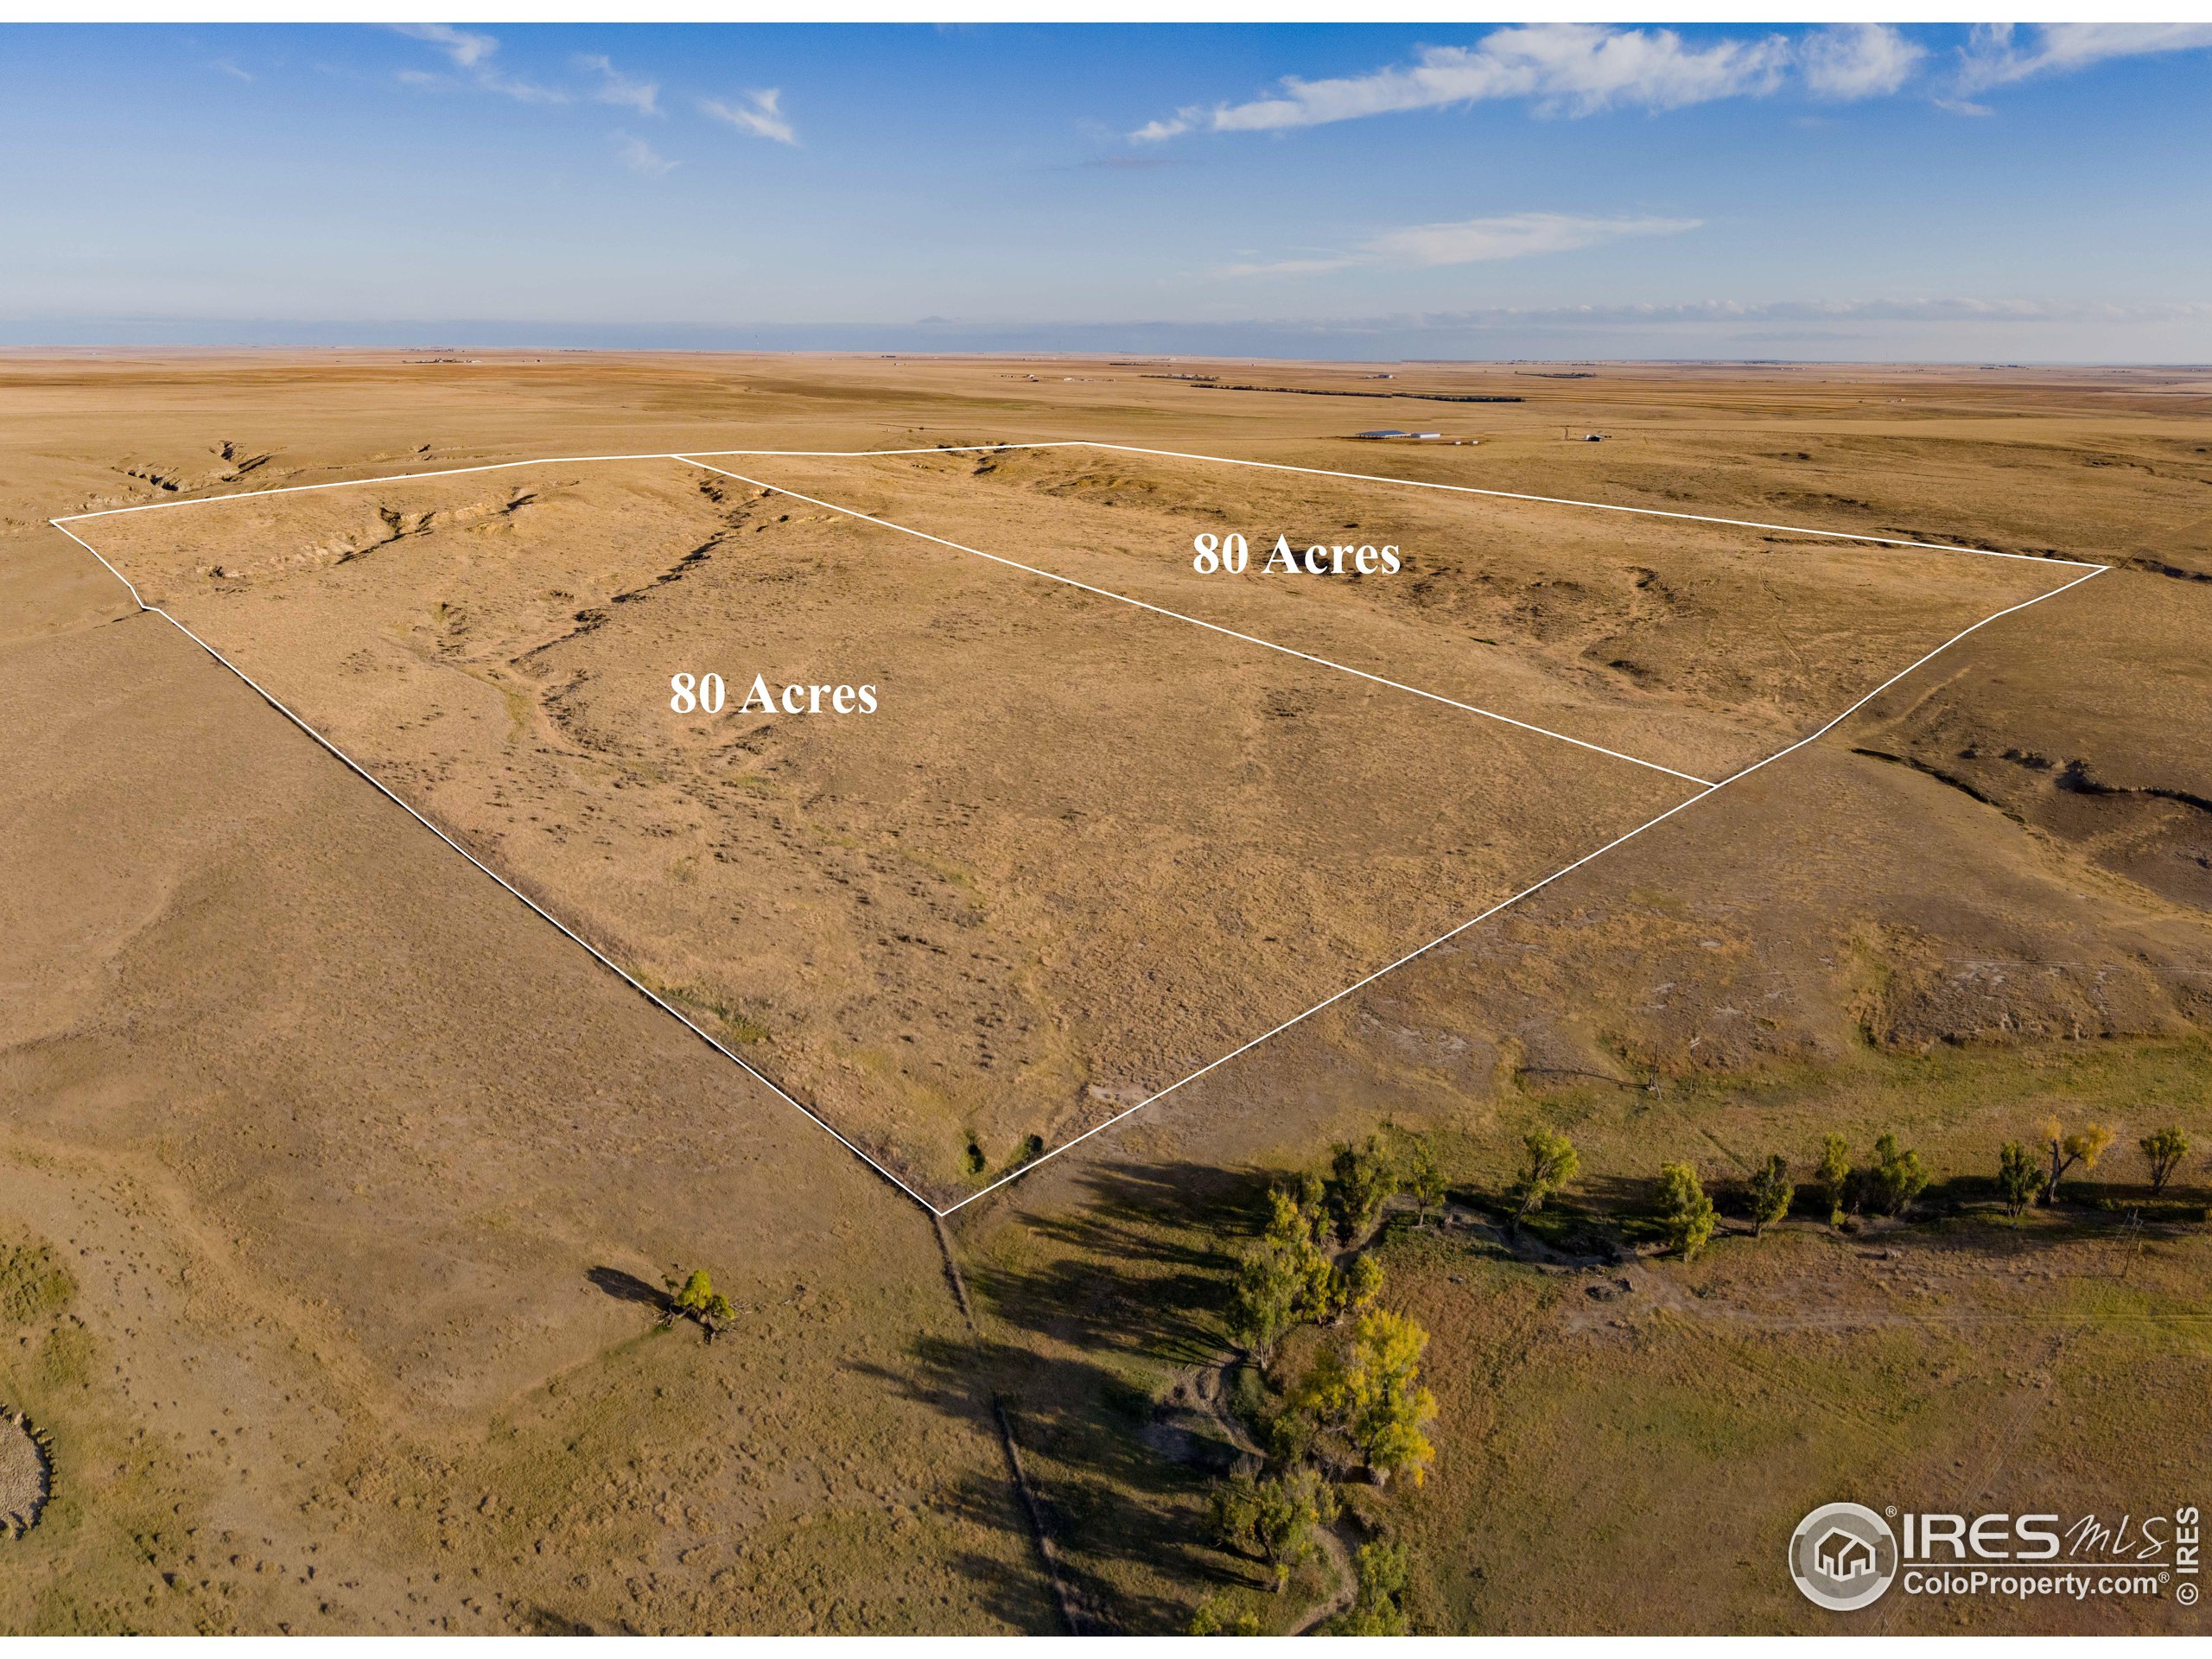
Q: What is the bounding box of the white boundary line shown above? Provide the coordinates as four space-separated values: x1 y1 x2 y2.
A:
677 457 1710 786
48 441 2113 1218
48 514 944 1216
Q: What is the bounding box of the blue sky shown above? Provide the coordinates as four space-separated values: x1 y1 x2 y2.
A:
4 22 2210 359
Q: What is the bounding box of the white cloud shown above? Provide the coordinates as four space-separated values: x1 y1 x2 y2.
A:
1957 22 2212 92
390 23 568 103
474 68 569 105
1138 23 1795 140
613 131 677 176
579 53 658 116
391 22 496 70
1221 211 1700 278
1802 23 1923 100
701 88 798 146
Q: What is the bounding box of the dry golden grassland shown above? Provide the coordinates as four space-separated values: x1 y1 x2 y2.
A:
2 351 2209 1632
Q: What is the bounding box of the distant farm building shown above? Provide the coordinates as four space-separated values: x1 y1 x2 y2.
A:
1354 429 1408 439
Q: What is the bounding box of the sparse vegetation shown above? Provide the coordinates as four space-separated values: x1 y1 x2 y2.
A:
0 1240 73 1326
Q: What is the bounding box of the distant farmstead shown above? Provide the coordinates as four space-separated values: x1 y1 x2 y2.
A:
1354 429 1408 439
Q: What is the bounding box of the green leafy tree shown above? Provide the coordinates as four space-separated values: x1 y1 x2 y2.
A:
1334 1253 1384 1324
1747 1154 1793 1236
1510 1129 1580 1223
1230 1186 1337 1361
1404 1134 1447 1227
1212 1469 1338 1592
1300 1309 1438 1489
2040 1117 2113 1205
1229 1241 1302 1363
1996 1141 2041 1224
1325 1137 1397 1245
1867 1132 1929 1217
1336 1541 1412 1637
2139 1125 2190 1197
1815 1133 1853 1225
1187 1593 1262 1637
1656 1162 1717 1260
665 1268 737 1341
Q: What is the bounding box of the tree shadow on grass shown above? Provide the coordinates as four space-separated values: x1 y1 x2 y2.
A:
848 1157 1293 1632
968 1159 1263 1370
587 1265 665 1307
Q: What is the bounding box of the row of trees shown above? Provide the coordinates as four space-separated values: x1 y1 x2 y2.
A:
1511 1114 2196 1257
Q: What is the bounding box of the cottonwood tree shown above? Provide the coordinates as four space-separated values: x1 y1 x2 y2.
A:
1230 1186 1337 1363
2041 1117 2113 1205
2140 1125 2191 1196
1747 1154 1794 1237
1815 1133 1853 1225
665 1268 737 1341
1325 1138 1396 1245
1338 1541 1412 1637
1997 1141 2041 1223
1404 1135 1447 1227
1657 1162 1717 1260
1510 1129 1579 1224
1868 1132 1929 1217
1186 1594 1262 1637
1299 1309 1438 1490
1211 1467 1338 1592
1336 1253 1384 1325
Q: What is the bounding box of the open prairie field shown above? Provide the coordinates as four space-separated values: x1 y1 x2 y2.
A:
3 350 2209 1632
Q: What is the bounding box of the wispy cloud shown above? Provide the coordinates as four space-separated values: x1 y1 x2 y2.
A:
1955 22 2212 92
1136 23 1796 140
209 58 254 84
1802 23 1923 100
613 131 677 176
392 22 495 69
701 88 798 146
579 53 658 116
1221 211 1700 278
390 23 568 104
